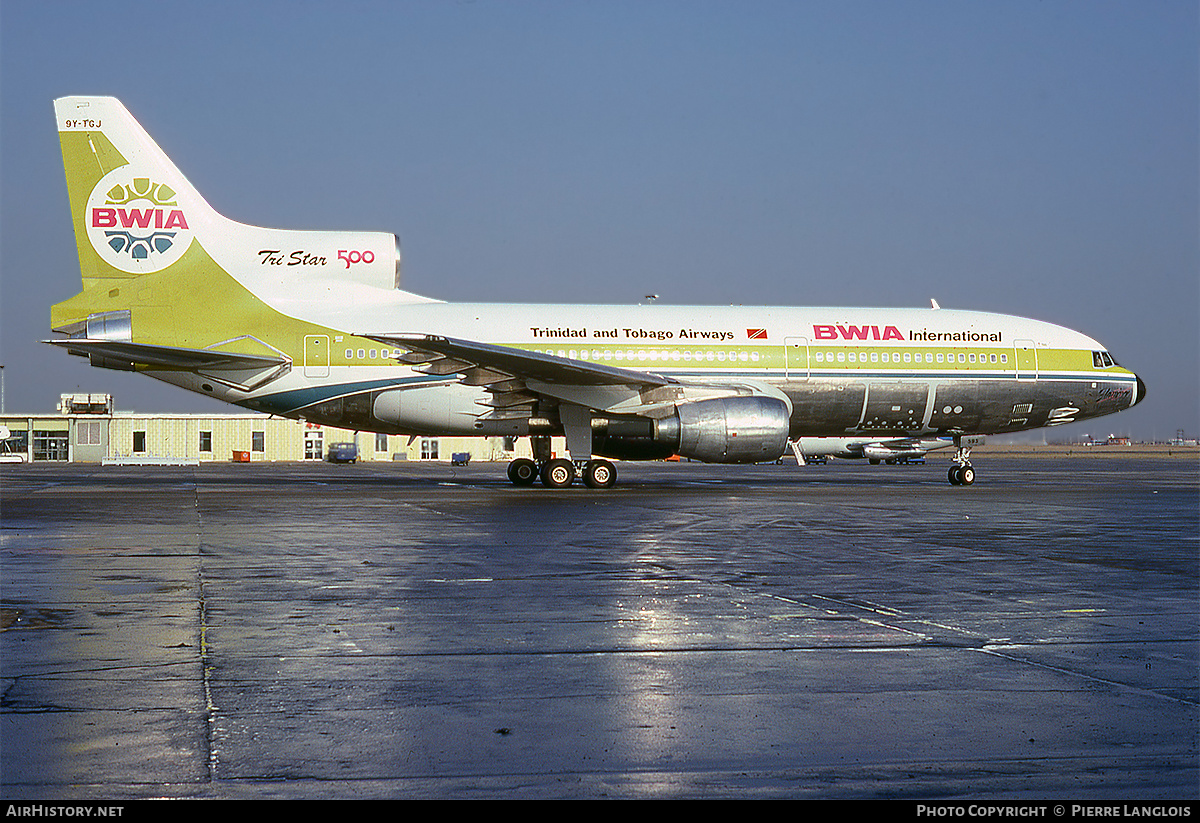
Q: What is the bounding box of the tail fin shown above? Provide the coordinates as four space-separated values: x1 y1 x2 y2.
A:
53 97 407 334
51 97 417 386
56 96 217 288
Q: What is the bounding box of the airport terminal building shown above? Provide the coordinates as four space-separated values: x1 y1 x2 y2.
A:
0 394 554 465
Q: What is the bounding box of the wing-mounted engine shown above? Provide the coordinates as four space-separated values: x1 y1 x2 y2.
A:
593 394 791 463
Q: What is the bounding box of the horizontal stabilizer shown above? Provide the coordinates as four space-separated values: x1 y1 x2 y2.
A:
45 339 292 390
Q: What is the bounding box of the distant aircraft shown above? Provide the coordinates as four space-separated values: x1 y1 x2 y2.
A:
48 97 1145 487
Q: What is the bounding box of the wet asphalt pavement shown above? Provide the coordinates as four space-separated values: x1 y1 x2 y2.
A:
1 457 1196 799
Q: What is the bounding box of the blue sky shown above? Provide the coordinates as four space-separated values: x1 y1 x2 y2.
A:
2 0 1196 440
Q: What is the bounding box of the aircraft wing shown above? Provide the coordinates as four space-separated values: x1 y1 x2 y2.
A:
365 333 672 388
362 333 708 420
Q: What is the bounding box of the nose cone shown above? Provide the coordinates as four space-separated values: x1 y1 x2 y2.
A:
1134 375 1147 406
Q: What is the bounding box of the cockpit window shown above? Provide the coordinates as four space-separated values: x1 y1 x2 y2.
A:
1093 351 1115 368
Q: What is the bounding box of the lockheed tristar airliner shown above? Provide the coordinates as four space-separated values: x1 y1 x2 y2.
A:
48 97 1145 488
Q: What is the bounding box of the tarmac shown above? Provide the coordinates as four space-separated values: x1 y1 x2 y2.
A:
1 453 1197 800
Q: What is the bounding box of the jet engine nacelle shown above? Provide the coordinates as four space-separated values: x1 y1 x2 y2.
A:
591 395 792 463
662 395 791 463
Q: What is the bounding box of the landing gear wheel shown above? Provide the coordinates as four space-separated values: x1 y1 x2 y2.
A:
507 458 538 486
583 459 617 489
948 465 976 486
541 458 576 488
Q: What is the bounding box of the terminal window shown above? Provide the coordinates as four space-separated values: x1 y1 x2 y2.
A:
133 431 146 453
199 431 212 452
76 421 102 446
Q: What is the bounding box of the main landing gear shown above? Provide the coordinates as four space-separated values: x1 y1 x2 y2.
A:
505 457 617 489
505 411 618 489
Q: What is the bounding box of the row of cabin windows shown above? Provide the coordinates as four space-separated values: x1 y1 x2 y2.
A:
542 349 759 363
814 351 1008 365
347 348 403 360
341 345 1116 370
540 348 1011 366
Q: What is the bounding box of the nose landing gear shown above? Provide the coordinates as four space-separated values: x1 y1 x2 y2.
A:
948 441 976 486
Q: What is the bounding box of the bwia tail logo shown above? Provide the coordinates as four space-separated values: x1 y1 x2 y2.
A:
85 170 192 272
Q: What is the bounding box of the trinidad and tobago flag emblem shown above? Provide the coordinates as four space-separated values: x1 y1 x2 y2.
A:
746 328 768 340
